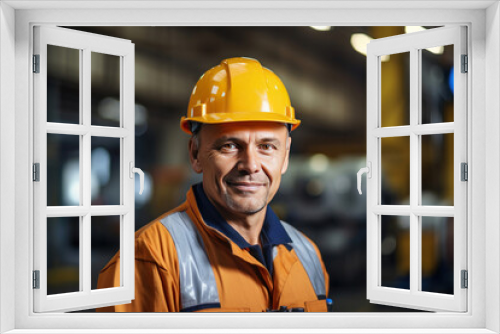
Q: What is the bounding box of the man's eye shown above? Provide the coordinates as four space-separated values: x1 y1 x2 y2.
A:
221 143 237 151
260 144 275 151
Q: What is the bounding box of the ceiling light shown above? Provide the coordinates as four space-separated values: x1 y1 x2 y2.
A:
351 33 371 55
351 33 390 62
309 153 329 173
405 26 427 34
310 26 331 32
425 45 445 55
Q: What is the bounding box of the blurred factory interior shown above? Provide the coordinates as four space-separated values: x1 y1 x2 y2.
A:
45 26 455 312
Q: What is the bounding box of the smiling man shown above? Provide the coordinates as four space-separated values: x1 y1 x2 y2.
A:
97 57 329 312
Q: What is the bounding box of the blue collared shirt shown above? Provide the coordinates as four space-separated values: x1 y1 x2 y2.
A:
193 183 292 275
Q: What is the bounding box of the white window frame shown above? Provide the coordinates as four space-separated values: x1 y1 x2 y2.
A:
0 1 498 333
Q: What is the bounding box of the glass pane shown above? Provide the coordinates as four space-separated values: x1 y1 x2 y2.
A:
47 45 80 124
381 215 410 289
421 134 454 206
47 134 80 206
381 136 410 205
91 137 121 205
381 51 410 127
421 216 454 294
47 217 80 295
91 52 121 127
92 216 121 290
421 45 454 124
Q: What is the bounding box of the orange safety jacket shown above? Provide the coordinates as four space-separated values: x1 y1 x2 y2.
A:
97 185 329 312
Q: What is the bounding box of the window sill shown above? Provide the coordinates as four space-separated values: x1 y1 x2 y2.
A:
3 329 497 334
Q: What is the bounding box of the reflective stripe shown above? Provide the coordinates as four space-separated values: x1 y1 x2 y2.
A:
160 211 220 311
280 221 326 298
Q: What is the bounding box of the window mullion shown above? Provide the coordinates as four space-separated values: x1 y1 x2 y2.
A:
82 47 91 211
409 48 420 294
82 214 91 293
81 47 92 294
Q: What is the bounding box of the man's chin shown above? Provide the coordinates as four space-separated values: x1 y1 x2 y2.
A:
224 197 268 215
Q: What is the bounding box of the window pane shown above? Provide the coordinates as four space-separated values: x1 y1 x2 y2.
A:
421 216 454 294
381 136 410 205
47 45 80 124
91 52 121 127
421 134 454 206
381 51 410 127
92 216 121 290
47 217 80 295
47 134 80 206
421 45 454 124
381 215 410 290
91 137 121 205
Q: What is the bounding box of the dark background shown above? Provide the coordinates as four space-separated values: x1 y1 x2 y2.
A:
45 26 454 312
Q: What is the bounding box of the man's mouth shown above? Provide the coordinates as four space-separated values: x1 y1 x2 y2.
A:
226 181 266 192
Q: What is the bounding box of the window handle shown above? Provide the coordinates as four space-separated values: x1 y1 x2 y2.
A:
357 162 372 195
129 162 144 195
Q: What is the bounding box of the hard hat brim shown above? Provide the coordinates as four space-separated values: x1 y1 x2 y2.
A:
180 112 301 134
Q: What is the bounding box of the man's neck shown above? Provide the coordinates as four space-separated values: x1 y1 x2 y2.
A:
212 202 267 246
225 211 266 246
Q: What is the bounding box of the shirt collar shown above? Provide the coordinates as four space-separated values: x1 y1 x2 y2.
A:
192 183 292 249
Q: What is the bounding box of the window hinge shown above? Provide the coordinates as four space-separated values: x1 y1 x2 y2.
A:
33 54 40 73
33 163 40 182
33 270 40 289
461 270 468 289
461 54 468 73
461 162 468 181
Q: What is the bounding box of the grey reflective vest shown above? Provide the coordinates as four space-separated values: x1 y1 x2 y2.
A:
161 211 326 311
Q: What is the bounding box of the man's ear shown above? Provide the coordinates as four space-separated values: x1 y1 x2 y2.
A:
281 136 292 175
189 137 203 174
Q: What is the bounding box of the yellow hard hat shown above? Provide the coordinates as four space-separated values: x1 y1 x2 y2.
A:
180 57 300 134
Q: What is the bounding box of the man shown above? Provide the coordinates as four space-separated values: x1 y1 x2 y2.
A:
97 57 329 312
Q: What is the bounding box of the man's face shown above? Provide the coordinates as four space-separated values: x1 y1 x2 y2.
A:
189 122 291 219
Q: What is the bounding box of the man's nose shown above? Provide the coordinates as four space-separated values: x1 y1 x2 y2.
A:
237 147 260 174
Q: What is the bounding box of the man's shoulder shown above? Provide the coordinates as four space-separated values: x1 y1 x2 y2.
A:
278 220 305 242
279 220 322 256
136 202 188 239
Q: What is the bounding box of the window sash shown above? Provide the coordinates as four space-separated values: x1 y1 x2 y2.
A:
366 26 467 312
32 25 136 313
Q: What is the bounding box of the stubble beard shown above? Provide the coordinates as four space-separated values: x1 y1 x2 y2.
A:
223 189 269 215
